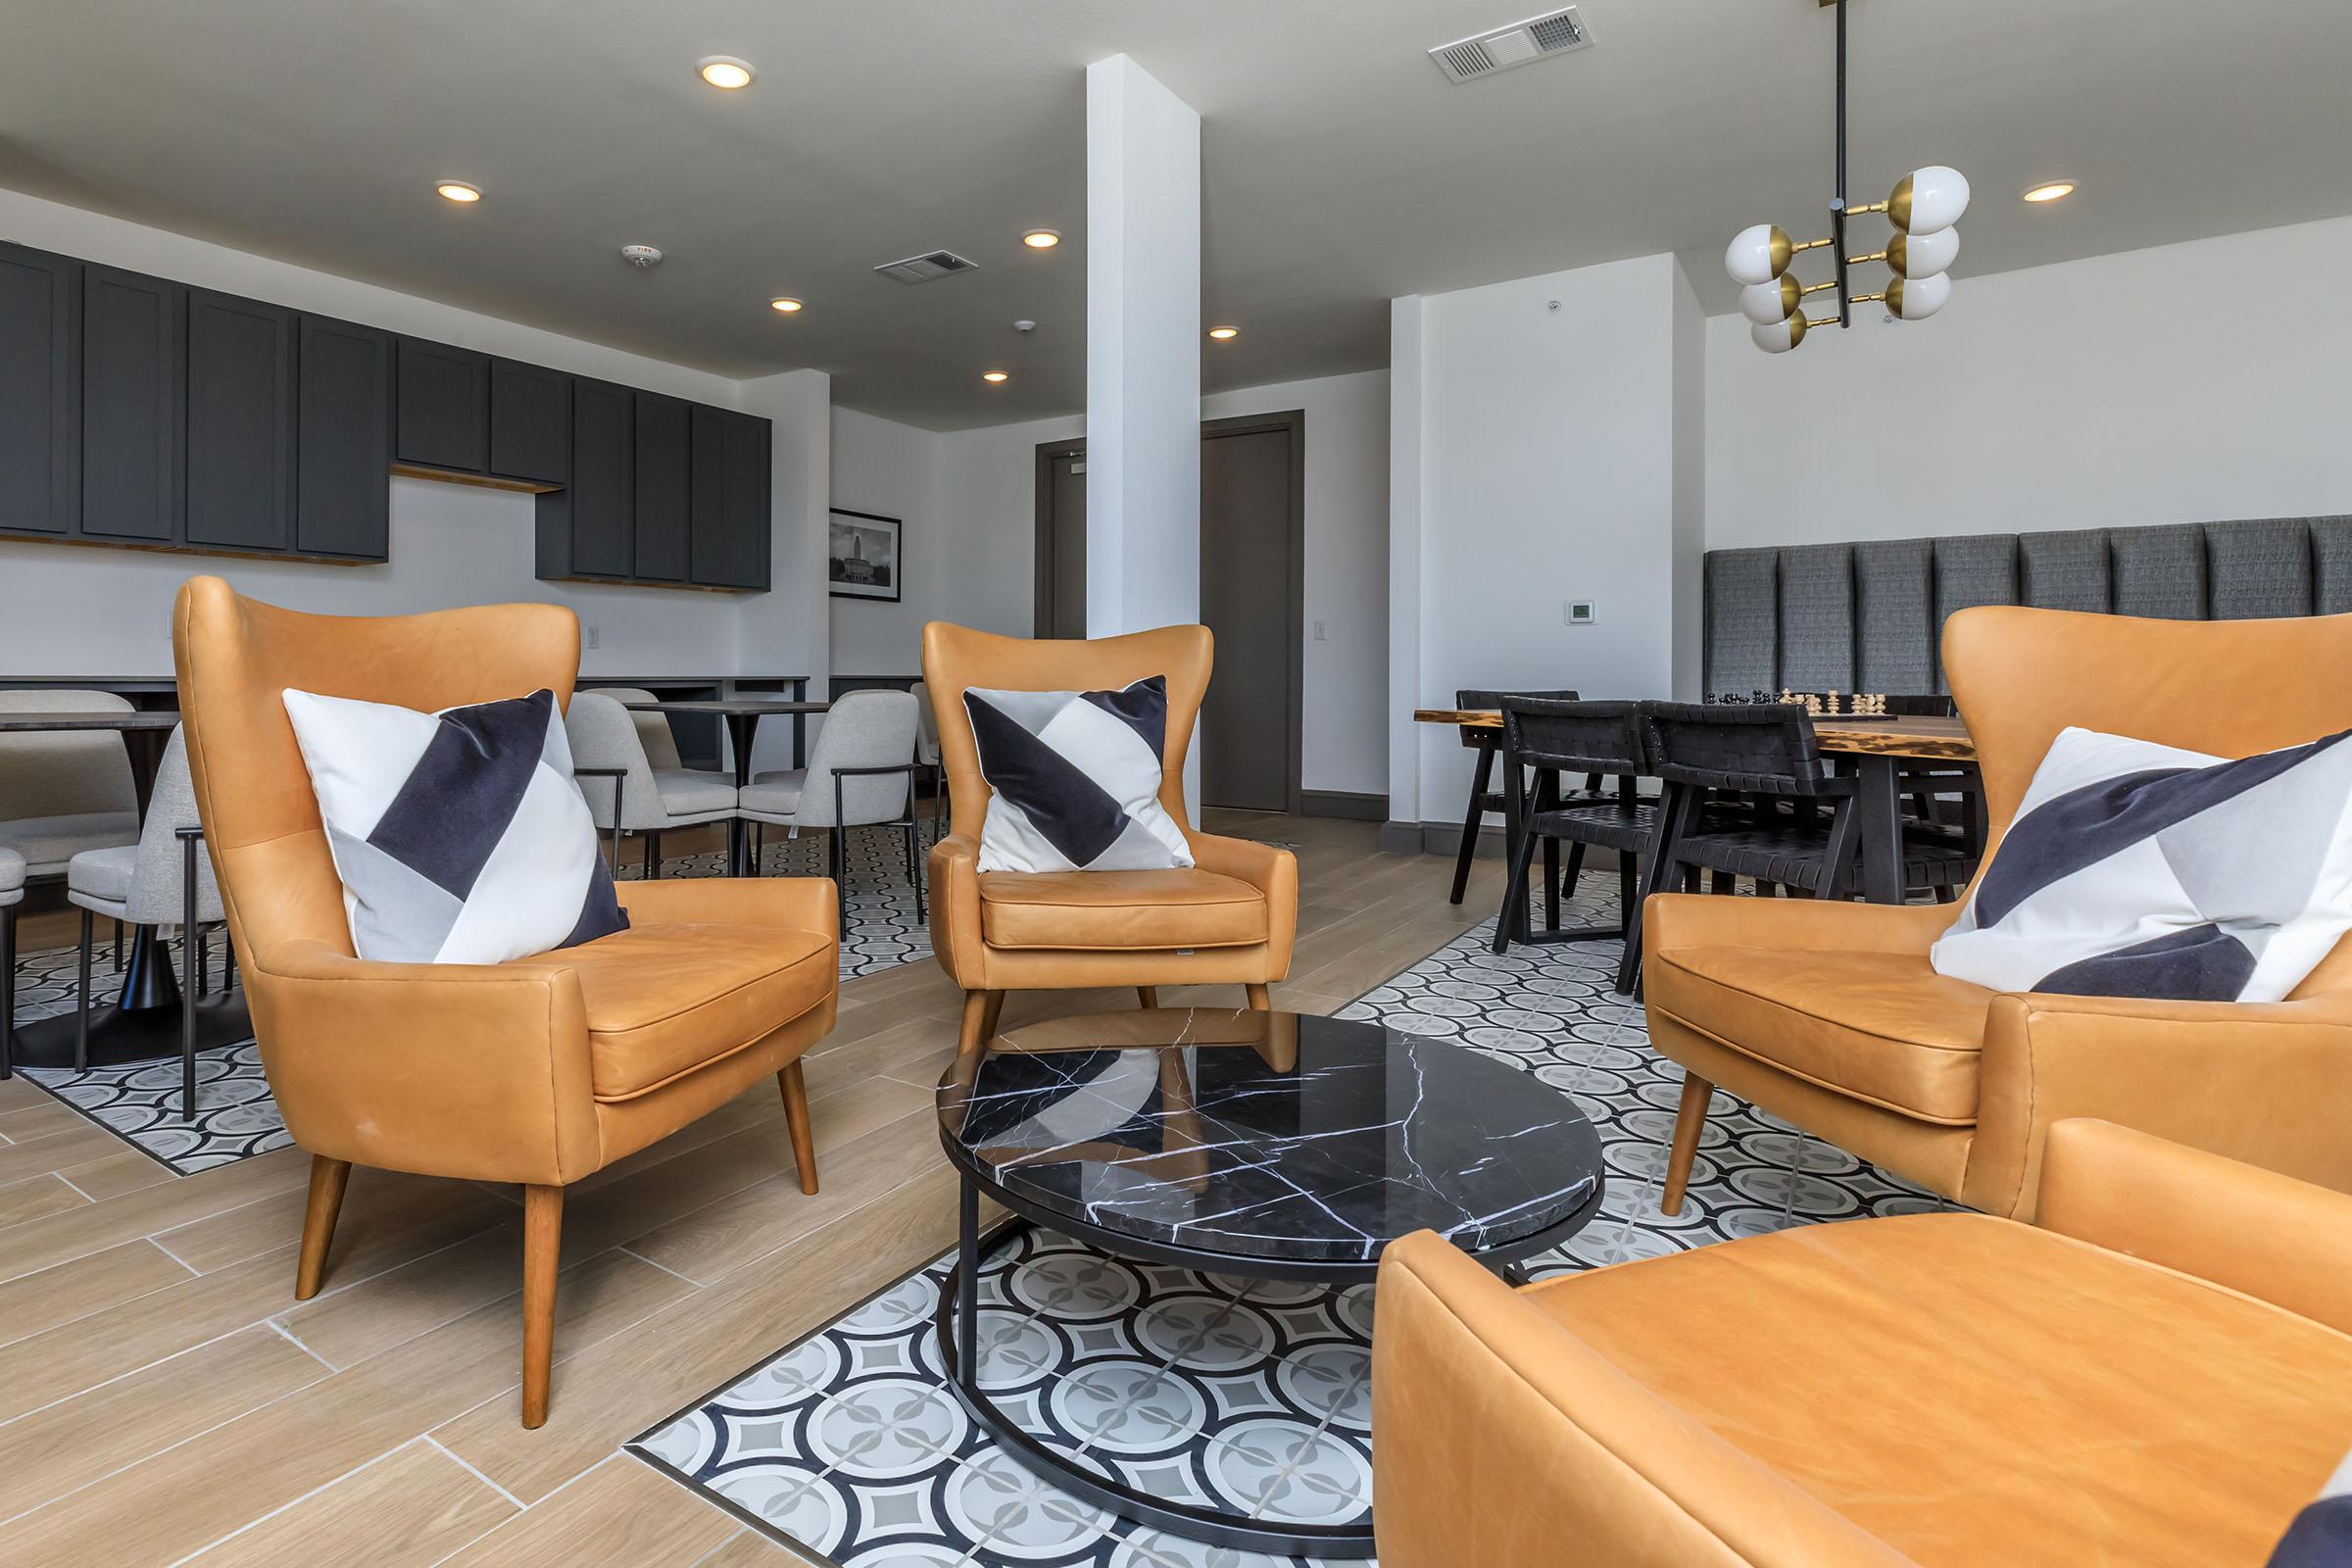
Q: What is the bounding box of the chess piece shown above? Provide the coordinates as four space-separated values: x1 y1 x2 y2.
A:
1827 689 1842 716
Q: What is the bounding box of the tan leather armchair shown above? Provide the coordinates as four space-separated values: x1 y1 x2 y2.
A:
1645 607 2352 1219
919 621 1298 1054
172 578 839 1427
1373 1119 2352 1567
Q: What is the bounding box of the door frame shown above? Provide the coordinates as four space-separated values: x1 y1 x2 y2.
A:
1031 410 1307 815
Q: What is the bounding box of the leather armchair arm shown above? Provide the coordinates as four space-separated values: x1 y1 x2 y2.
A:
926 833 986 987
614 872 837 936
247 939 600 1184
1372 1231 1910 1568
1643 889 1957 956
1187 831 1298 975
2035 1119 2352 1335
1969 987 2352 1221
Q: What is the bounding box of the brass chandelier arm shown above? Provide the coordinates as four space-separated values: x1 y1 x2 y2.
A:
1800 279 1840 295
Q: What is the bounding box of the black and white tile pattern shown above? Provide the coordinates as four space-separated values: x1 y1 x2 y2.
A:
628 885 1941 1568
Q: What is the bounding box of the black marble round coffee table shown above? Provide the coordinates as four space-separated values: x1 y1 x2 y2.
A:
933 1006 1605 1558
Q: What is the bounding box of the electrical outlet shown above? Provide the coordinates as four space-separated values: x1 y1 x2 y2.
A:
1564 601 1596 626
1312 619 1328 642
583 624 601 650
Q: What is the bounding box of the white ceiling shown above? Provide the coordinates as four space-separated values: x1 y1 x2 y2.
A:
6 0 2350 429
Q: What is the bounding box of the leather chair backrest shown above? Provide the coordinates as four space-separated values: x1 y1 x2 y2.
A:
0 687 137 820
172 575 582 964
920 621 1210 843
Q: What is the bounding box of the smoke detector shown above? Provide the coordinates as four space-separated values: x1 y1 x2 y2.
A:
1012 319 1037 333
1430 7 1593 83
619 245 664 269
874 249 979 285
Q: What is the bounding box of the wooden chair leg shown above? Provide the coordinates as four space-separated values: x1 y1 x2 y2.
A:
957 989 1005 1055
521 1183 564 1430
1447 747 1496 905
294 1155 352 1299
1137 987 1159 1008
1246 983 1272 1011
1661 1071 1715 1217
779 1059 818 1195
980 989 1006 1041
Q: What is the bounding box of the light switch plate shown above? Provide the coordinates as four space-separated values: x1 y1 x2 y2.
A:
583 625 602 650
1313 619 1328 642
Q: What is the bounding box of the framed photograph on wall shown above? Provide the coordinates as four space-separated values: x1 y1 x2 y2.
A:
828 509 902 603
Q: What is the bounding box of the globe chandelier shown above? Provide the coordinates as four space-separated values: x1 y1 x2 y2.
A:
1727 0 1970 353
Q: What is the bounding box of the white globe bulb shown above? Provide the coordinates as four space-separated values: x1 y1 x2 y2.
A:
1890 225 1958 279
1749 315 1807 354
1725 223 1791 287
1895 166 1971 234
1888 270 1953 321
1739 277 1798 326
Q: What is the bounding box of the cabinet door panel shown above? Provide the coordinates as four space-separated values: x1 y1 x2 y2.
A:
632 392 691 582
0 242 79 536
489 360 569 483
79 265 184 542
720 411 772 589
568 379 634 577
297 315 392 559
185 290 294 552
395 338 488 472
689 405 728 586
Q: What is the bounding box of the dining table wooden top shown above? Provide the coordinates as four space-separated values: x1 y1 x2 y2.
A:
1411 707 1977 762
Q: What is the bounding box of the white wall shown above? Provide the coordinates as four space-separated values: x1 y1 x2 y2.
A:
736 369 833 775
1707 215 2352 549
827 408 943 676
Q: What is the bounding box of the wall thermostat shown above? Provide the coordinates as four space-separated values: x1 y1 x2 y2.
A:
1566 601 1596 625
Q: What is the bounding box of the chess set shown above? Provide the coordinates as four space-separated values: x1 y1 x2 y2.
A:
1704 689 1895 717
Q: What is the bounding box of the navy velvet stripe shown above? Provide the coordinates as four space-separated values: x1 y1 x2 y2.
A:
2034 923 2258 1002
1079 676 1169 761
1973 731 2352 928
965 691 1130 865
368 689 553 899
2267 1495 2352 1568
559 856 632 950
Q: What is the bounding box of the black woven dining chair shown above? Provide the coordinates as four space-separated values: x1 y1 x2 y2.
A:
1490 700 1655 980
1446 686 1581 905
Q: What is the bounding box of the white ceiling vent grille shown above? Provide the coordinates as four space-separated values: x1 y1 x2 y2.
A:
873 250 979 285
1430 7 1592 83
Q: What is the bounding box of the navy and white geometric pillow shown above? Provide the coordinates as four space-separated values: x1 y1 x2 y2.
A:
962 676 1195 874
1932 725 2352 1003
2268 1447 2352 1568
281 686 629 965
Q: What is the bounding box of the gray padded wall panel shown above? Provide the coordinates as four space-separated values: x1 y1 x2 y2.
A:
1853 538 1936 694
2314 517 2352 614
2018 529 2111 612
1930 534 2020 691
2205 518 2313 619
2110 524 2208 618
1777 543 1856 692
1704 548 1780 697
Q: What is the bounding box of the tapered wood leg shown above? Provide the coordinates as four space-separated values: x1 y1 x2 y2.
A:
521 1183 564 1429
980 989 1006 1041
1246 983 1272 1011
1661 1071 1715 1217
1137 987 1159 1008
957 989 1005 1055
294 1155 351 1300
779 1059 819 1195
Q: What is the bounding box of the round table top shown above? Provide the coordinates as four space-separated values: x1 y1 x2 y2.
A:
618 698 830 715
0 710 180 732
936 1008 1603 1273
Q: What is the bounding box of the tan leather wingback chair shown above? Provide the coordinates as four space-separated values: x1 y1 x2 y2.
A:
1373 1119 2352 1567
919 622 1298 1054
1645 607 2352 1220
172 578 840 1427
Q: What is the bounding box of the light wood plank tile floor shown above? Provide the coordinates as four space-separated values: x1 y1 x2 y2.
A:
0 811 1505 1567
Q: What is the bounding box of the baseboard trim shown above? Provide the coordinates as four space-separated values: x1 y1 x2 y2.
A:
1298 789 1388 821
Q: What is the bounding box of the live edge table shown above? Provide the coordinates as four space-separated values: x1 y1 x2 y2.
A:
620 697 831 875
1413 707 1979 906
934 1006 1605 1558
0 709 253 1069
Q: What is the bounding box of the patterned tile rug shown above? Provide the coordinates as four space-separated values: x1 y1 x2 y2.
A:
627 885 1940 1568
5 825 940 1173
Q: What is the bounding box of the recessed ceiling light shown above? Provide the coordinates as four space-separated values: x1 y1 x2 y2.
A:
983 370 1010 384
1206 325 1240 341
1022 229 1061 250
2022 180 2078 204
435 181 482 203
768 297 804 314
698 56 756 90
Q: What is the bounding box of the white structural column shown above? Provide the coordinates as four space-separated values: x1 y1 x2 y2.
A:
734 367 832 776
1084 54 1201 643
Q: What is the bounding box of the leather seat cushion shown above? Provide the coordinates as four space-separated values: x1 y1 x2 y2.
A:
979 868 1267 951
1526 1213 2352 1567
1648 946 1994 1122
653 768 738 818
67 843 137 903
0 811 140 878
560 921 836 1100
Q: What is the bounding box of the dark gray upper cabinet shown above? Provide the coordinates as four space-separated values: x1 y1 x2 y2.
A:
488 359 569 484
632 392 692 582
565 378 634 577
395 338 488 472
691 406 771 590
78 265 183 543
185 289 295 552
296 315 392 560
0 242 79 537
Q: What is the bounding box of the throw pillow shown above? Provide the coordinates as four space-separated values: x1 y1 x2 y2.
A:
281 686 629 964
962 676 1195 873
1930 724 2352 1003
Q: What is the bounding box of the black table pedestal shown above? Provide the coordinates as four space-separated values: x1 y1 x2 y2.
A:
12 992 252 1071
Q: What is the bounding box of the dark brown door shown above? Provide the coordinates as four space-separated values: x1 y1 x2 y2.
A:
1034 447 1089 639
1200 419 1298 811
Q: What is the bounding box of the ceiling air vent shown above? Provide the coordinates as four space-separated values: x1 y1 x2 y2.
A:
1429 7 1592 83
874 250 979 285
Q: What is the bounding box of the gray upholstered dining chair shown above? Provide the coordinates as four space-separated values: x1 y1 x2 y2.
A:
0 689 141 880
738 689 924 938
0 847 21 1079
64 726 226 1108
564 691 740 878
908 679 945 845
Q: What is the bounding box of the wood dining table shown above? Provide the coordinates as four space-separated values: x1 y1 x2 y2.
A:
621 697 833 874
1412 708 1978 906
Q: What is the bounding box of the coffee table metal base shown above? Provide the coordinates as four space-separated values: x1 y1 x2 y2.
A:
934 1166 1604 1558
